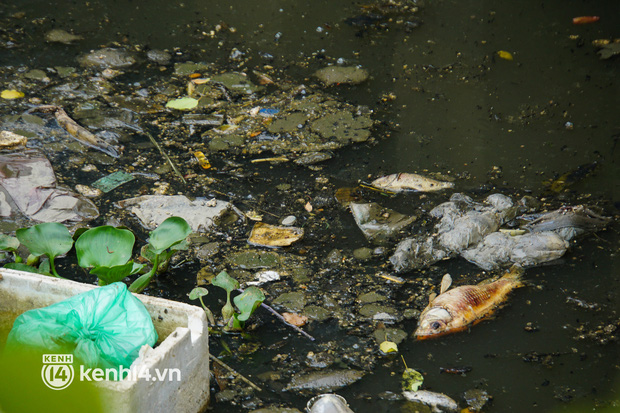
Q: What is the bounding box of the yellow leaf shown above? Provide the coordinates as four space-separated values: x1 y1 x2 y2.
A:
497 50 514 61
380 341 398 353
1 89 25 99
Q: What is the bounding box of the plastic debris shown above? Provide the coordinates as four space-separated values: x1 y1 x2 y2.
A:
306 394 354 413
7 282 157 375
0 150 99 223
350 202 416 244
248 222 304 247
91 170 135 193
118 195 243 231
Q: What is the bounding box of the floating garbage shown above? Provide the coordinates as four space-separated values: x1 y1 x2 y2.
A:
349 202 416 244
0 130 27 149
248 222 304 247
91 170 135 193
77 47 137 69
7 282 157 373
402 390 459 412
118 195 243 231
0 150 99 223
44 28 83 44
371 173 454 193
314 66 369 86
29 105 120 158
390 193 612 272
306 394 354 413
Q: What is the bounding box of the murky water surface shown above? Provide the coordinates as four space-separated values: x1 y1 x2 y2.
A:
1 0 618 412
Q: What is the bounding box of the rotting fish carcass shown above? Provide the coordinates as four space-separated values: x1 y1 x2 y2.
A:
414 266 524 340
371 173 454 193
523 205 611 241
402 390 459 412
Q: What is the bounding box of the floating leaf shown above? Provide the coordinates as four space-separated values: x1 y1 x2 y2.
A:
402 367 424 392
282 312 308 327
76 226 135 268
1 89 25 99
497 50 513 61
165 97 198 110
247 222 304 247
380 341 398 354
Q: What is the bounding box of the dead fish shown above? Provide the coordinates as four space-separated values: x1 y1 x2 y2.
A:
414 266 524 340
402 390 458 412
371 173 454 193
29 105 120 158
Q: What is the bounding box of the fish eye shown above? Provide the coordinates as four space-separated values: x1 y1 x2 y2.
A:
430 321 441 330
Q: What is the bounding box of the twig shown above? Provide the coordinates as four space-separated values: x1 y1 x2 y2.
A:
143 129 187 184
236 288 315 341
209 353 262 392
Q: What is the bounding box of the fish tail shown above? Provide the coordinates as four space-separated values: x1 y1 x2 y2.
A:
500 264 525 287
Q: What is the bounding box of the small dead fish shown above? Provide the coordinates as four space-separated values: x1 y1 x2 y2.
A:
414 266 524 340
403 390 458 412
371 173 454 193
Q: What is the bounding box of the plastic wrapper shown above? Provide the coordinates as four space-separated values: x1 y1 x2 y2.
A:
7 282 157 376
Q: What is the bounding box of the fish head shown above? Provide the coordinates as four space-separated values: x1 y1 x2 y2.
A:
414 307 453 340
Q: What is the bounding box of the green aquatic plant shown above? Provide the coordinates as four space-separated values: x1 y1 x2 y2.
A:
212 270 239 323
75 226 144 286
0 234 21 263
15 222 73 278
188 287 215 325
129 217 191 293
209 271 265 332
230 286 265 331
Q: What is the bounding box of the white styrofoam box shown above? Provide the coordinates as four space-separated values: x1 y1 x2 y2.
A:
0 268 209 413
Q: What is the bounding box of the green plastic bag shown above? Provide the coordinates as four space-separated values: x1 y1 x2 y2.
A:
7 282 158 376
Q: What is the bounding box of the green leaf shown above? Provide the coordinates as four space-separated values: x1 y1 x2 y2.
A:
16 223 73 259
189 287 209 300
212 270 239 294
148 217 192 255
4 262 52 276
0 234 19 252
165 97 198 110
128 271 155 293
233 286 265 323
75 226 135 268
91 262 145 285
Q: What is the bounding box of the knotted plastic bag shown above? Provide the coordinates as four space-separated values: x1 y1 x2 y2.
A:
7 282 157 376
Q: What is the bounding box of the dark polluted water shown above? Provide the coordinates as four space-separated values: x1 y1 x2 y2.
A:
0 0 618 412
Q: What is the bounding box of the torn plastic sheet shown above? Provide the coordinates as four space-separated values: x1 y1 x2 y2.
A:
0 150 99 223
